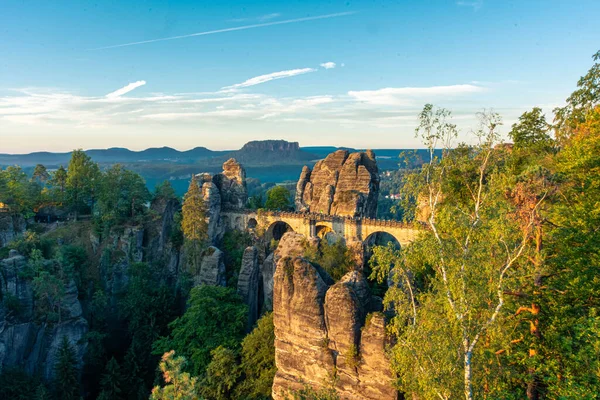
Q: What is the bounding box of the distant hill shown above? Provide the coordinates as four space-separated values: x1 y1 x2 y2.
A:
224 140 319 165
0 146 224 167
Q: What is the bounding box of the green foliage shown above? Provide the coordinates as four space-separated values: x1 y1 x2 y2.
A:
9 230 54 258
0 165 41 217
554 50 600 140
120 262 177 398
0 369 46 400
33 270 65 322
222 230 253 287
153 285 247 376
54 336 80 400
377 105 544 400
182 175 208 274
304 238 354 281
182 175 208 242
201 346 242 400
96 164 151 229
236 312 276 399
97 357 124 400
264 185 292 211
509 107 553 150
153 180 179 201
66 149 101 218
32 164 50 184
151 351 201 400
247 193 264 210
292 385 340 400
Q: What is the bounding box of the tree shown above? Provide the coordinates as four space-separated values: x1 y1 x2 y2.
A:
66 149 100 219
264 186 292 211
201 346 242 400
51 166 68 193
247 194 264 210
236 313 276 399
153 180 178 201
153 285 247 376
509 107 553 150
120 263 176 398
181 175 208 273
370 105 543 400
0 165 39 216
532 105 600 397
554 50 600 141
96 164 150 227
304 239 354 281
150 351 201 400
54 336 80 400
33 270 65 323
97 357 124 400
32 164 50 184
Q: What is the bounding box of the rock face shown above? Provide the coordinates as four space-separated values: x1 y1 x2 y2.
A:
199 173 223 245
213 158 247 210
237 246 260 329
0 214 26 248
194 246 226 287
0 251 88 380
145 197 181 275
198 158 247 244
295 150 379 218
261 232 307 311
272 234 397 400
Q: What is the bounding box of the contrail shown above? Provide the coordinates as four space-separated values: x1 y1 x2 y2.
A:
89 11 356 50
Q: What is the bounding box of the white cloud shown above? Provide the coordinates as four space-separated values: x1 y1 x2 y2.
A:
320 62 336 69
106 81 147 98
223 68 316 90
348 84 483 105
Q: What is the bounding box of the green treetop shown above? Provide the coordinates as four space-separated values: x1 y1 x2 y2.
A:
264 185 292 211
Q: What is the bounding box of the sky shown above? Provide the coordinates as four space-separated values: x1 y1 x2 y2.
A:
1 0 599 153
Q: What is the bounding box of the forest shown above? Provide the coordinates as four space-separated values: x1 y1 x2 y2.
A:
0 51 599 400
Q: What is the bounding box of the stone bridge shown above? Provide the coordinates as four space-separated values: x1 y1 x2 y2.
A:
220 209 422 247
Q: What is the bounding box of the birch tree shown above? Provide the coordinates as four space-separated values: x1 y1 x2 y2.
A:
370 105 545 399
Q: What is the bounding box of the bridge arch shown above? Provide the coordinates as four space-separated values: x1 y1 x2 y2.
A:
363 231 401 249
265 221 294 243
315 222 334 239
247 217 258 230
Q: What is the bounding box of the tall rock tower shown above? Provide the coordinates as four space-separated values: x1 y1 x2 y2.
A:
295 150 380 218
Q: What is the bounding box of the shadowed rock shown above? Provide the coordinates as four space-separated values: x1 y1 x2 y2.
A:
238 246 260 329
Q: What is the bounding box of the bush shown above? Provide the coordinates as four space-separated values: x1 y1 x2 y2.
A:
304 239 354 281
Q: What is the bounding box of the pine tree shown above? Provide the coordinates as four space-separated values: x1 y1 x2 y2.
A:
54 336 80 400
182 175 208 242
32 164 50 184
97 357 124 400
150 351 201 400
181 175 208 273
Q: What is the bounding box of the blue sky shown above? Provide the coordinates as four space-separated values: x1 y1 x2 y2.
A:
1 0 599 153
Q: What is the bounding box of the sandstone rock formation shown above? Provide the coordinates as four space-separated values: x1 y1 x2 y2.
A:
0 214 26 248
145 197 181 275
271 234 397 400
198 158 247 244
0 251 88 380
237 246 260 329
261 232 307 311
213 158 247 210
194 246 227 287
295 150 380 218
199 173 223 245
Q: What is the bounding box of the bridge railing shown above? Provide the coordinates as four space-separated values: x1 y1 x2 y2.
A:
222 208 423 229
